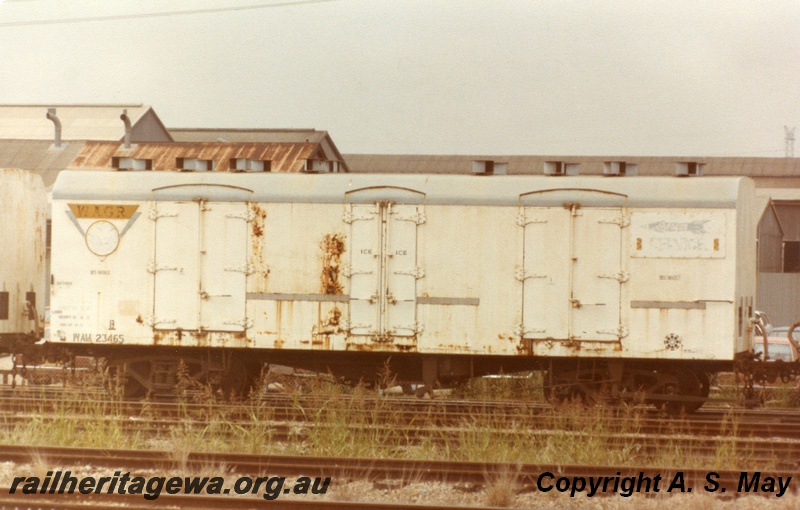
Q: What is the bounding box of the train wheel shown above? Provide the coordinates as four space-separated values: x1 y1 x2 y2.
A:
656 368 706 415
217 357 252 397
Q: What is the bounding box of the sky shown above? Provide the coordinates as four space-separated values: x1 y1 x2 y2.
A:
0 0 799 157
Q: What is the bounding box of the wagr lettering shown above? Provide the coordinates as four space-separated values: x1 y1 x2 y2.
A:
68 204 138 220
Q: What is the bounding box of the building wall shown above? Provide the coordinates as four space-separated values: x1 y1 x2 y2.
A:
758 273 800 326
131 111 173 142
758 205 784 272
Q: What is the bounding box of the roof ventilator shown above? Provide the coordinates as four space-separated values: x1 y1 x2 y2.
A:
544 161 579 176
177 158 215 172
230 158 269 172
303 159 338 173
675 162 704 177
472 160 507 176
603 161 638 176
120 109 134 150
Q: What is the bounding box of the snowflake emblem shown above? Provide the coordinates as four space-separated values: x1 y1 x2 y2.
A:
664 333 682 351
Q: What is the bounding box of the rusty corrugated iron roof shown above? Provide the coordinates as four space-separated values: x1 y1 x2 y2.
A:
71 141 327 172
169 128 349 171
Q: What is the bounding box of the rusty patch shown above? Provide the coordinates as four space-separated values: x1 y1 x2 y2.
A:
320 233 346 295
251 204 266 238
250 203 270 285
322 307 342 332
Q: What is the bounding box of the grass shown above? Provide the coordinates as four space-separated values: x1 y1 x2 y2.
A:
0 367 787 475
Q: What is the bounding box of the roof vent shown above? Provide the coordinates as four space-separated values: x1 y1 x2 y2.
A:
472 160 507 176
230 158 270 173
675 161 704 177
46 108 62 149
177 158 215 172
113 157 152 171
603 161 638 176
544 161 579 176
120 109 133 150
303 159 338 173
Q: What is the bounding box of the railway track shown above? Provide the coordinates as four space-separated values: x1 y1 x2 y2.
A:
0 414 797 469
0 445 794 508
0 492 497 510
4 388 800 441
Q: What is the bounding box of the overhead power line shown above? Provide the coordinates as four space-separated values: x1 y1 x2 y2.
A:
0 0 340 27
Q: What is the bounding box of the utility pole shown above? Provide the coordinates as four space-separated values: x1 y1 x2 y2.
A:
785 125 795 157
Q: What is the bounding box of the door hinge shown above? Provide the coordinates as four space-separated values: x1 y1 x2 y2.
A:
146 316 176 327
342 265 374 278
225 263 255 275
516 214 547 227
148 208 178 221
148 261 181 274
226 210 256 222
514 324 545 337
599 215 630 228
597 271 629 283
223 317 254 329
394 267 426 279
343 321 375 333
390 322 424 334
342 210 377 224
394 212 427 224
596 325 629 338
515 268 547 281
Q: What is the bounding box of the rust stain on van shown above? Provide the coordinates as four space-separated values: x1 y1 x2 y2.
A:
251 204 267 238
320 233 346 295
250 203 270 285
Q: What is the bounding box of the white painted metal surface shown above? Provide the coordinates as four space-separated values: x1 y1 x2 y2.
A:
347 203 380 336
570 208 624 341
50 171 758 362
385 204 421 337
0 169 46 339
152 202 200 330
521 207 570 339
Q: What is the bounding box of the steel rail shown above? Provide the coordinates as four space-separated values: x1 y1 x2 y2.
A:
0 491 499 510
0 446 792 504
